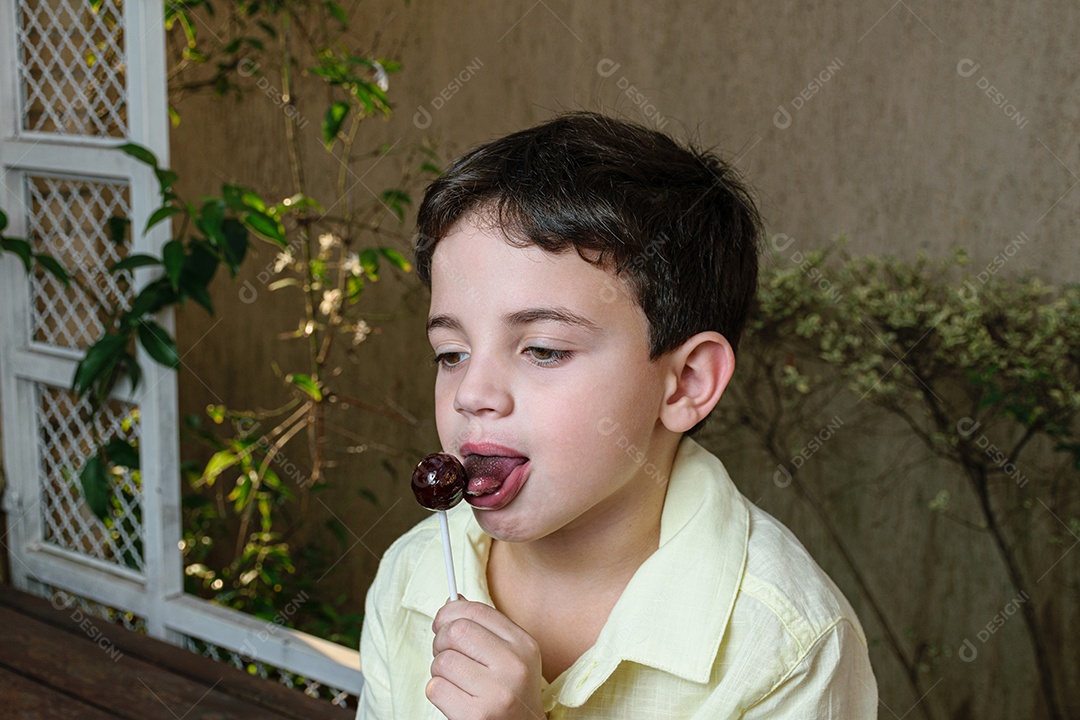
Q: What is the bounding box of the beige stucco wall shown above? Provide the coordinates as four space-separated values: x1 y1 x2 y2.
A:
169 2 1079 717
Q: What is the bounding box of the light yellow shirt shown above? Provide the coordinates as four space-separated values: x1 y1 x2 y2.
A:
357 438 878 718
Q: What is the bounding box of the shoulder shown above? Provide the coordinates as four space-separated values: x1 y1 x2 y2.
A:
735 502 868 661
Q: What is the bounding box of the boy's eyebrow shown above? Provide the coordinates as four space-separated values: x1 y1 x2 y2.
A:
426 307 601 335
427 314 462 334
504 307 601 331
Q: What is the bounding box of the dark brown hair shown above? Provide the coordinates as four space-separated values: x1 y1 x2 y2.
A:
415 112 762 360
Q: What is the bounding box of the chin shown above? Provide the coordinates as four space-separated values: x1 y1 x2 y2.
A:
473 509 546 544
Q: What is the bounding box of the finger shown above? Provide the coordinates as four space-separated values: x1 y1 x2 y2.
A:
425 673 474 719
430 648 489 698
428 652 534 720
432 598 532 648
433 617 519 670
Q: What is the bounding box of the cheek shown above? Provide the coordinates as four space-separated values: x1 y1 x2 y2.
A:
432 375 458 442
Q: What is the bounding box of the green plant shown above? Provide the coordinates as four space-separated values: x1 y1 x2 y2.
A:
715 243 1079 720
2 0 431 649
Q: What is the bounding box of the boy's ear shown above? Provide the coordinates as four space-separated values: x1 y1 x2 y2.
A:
659 332 735 434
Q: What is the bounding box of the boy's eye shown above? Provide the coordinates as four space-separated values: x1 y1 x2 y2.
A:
524 347 571 366
433 351 468 369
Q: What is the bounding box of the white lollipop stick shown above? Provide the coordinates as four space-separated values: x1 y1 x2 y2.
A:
438 509 459 601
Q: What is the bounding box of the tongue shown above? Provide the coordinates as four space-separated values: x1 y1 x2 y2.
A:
464 455 526 496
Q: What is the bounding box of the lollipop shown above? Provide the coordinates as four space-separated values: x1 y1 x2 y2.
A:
411 453 467 600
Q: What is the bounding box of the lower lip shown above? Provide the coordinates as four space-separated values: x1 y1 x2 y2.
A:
466 460 530 511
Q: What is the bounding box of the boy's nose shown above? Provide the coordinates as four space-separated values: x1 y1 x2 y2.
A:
453 354 513 417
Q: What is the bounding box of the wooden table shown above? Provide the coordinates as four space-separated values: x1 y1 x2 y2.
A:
0 583 353 719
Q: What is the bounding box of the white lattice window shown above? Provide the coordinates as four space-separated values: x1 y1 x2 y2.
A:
0 0 363 706
27 173 133 350
17 0 128 137
35 384 142 568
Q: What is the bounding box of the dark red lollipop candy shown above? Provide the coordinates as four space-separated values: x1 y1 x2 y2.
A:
412 453 467 511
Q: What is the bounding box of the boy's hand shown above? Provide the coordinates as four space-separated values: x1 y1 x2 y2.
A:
428 597 546 720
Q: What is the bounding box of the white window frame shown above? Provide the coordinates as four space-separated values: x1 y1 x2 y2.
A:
0 0 361 699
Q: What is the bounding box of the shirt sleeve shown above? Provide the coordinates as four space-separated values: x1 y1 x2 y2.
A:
740 619 878 720
356 576 393 720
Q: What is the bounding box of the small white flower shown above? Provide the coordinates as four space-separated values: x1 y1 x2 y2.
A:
343 252 362 276
273 248 294 274
318 233 339 253
353 320 372 345
319 289 342 316
373 61 390 92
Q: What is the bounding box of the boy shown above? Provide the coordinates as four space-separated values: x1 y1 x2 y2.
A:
357 113 877 719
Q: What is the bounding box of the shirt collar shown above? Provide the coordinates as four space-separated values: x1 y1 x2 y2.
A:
576 438 749 692
401 437 749 704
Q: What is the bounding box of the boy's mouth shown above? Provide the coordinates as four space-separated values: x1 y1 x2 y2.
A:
463 454 528 496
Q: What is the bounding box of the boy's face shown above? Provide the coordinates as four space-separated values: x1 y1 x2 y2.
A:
427 214 676 544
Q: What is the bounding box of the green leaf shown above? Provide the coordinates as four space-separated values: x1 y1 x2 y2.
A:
146 205 182 233
79 454 110 520
107 216 131 245
163 239 185 291
419 161 442 176
137 320 180 368
1 237 32 272
180 273 214 313
239 189 267 213
198 199 226 247
0 208 8 232
380 189 411 222
322 101 350 148
118 142 158 168
221 218 249 275
359 248 379 280
379 246 412 272
33 253 70 286
73 333 128 396
125 279 177 321
203 449 239 485
286 373 323 401
230 472 253 511
155 168 179 197
102 438 140 470
346 274 363 302
110 254 161 273
242 210 285 246
183 240 220 287
123 351 142 394
222 185 246 212
323 0 348 24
